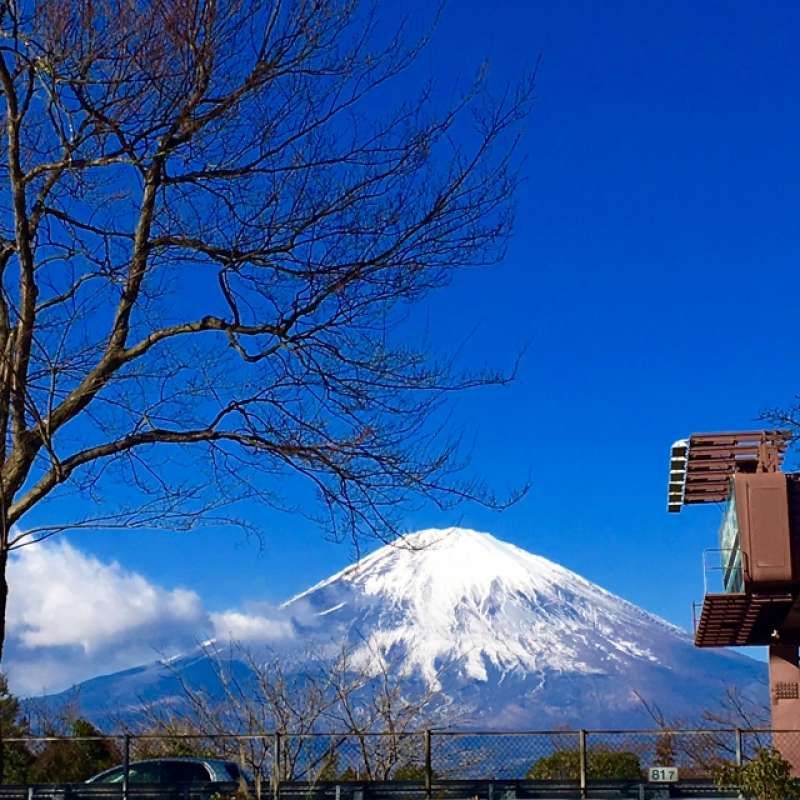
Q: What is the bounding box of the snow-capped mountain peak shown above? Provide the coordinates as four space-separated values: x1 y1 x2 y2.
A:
36 527 766 729
284 528 683 686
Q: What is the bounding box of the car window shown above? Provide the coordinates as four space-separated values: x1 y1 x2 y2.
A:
128 763 162 784
93 767 124 784
161 762 212 783
223 763 241 781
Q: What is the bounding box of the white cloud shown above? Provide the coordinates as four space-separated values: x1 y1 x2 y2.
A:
9 541 204 650
210 610 294 643
5 541 210 695
3 541 304 697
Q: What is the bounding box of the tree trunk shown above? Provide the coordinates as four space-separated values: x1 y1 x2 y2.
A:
0 547 8 667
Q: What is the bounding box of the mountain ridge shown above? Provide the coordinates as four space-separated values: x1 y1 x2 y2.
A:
31 527 767 728
281 528 691 684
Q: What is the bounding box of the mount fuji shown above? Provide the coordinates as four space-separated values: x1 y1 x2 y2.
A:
35 528 767 727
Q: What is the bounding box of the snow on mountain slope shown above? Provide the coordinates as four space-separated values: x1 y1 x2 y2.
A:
284 528 676 685
275 528 766 726
32 528 767 727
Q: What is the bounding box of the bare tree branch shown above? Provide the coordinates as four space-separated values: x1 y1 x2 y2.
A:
0 0 533 660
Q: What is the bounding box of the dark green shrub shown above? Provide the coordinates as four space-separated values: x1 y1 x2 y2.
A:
392 763 432 780
29 719 120 783
527 747 642 781
0 675 34 784
588 750 642 780
527 750 580 780
716 747 800 800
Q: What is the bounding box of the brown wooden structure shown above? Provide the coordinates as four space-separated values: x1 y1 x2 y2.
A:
668 430 800 769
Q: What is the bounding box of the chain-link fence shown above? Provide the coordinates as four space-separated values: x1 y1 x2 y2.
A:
741 729 800 771
430 731 579 781
582 730 741 781
0 728 789 793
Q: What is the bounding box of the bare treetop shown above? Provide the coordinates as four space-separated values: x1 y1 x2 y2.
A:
0 0 530 655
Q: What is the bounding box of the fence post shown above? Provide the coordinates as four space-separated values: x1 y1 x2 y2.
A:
272 732 281 800
578 730 588 799
735 728 743 767
122 734 131 800
424 730 432 800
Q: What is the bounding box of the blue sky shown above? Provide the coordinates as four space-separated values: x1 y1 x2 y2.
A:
9 0 800 692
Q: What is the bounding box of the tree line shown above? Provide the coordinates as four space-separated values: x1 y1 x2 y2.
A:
0 676 118 783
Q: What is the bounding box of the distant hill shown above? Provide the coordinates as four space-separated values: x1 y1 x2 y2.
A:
33 528 767 728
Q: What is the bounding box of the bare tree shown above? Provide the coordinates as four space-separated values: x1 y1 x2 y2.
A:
135 645 343 796
313 643 439 781
634 686 771 774
138 641 438 796
761 406 800 458
0 0 532 660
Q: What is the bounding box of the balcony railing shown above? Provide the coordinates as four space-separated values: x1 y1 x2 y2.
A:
702 547 746 595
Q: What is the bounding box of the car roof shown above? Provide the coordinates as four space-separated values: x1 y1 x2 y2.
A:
128 758 228 765
87 757 239 783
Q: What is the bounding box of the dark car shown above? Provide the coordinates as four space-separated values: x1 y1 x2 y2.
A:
86 757 246 785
